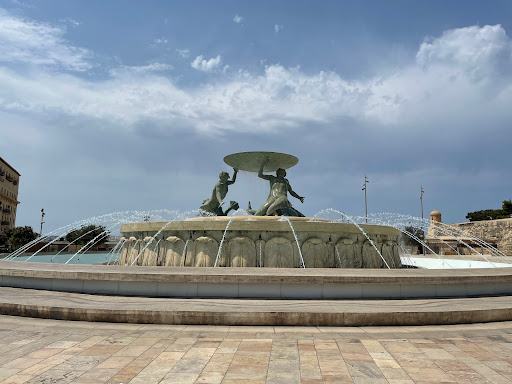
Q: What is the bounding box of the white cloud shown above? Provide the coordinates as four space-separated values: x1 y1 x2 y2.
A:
274 24 284 33
0 23 511 138
233 14 244 24
108 62 173 76
416 24 512 81
190 54 222 72
59 18 80 27
152 37 168 45
176 48 190 58
0 8 91 71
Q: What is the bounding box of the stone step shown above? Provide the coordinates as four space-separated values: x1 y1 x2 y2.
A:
0 286 511 326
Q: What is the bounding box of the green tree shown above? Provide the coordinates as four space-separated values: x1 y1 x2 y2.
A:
466 199 512 221
401 225 425 247
0 231 9 249
65 225 109 246
502 200 512 216
6 226 39 249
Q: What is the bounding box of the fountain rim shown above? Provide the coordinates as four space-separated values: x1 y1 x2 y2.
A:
119 216 401 236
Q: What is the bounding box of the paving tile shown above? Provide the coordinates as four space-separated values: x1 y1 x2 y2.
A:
1 374 34 384
25 369 83 383
71 368 118 383
159 372 199 383
6 315 512 383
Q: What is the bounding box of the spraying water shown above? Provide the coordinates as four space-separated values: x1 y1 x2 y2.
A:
280 216 306 268
214 216 235 267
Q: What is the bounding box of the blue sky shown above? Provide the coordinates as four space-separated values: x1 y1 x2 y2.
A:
1 0 512 231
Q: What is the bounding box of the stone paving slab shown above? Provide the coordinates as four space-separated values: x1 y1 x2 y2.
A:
1 315 512 383
1 287 512 326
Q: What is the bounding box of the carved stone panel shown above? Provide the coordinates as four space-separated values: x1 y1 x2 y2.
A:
142 237 158 266
382 242 401 268
362 241 380 268
391 243 401 268
127 237 141 266
193 236 217 267
335 239 361 268
265 237 293 268
118 237 128 265
302 238 327 268
229 237 257 267
163 236 185 267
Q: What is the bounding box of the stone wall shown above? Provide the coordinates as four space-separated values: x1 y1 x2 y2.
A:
119 217 402 269
451 218 512 255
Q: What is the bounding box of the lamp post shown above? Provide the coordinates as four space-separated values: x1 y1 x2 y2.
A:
40 208 45 237
420 186 425 254
362 175 369 224
420 186 424 225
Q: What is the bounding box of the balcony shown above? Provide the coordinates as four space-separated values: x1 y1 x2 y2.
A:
5 175 13 182
12 180 17 185
0 221 9 226
0 169 4 176
2 208 11 214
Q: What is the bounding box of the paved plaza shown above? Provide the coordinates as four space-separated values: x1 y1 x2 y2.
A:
0 315 512 383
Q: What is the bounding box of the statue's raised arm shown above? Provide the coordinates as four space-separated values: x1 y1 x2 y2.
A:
258 158 273 181
227 168 238 185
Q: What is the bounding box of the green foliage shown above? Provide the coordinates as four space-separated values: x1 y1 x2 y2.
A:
65 225 109 246
466 200 512 222
5 226 39 249
0 232 8 248
401 225 425 247
503 200 512 216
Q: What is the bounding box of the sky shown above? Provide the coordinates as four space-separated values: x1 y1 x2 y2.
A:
1 0 512 232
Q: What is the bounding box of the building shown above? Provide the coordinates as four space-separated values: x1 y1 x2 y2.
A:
0 156 20 234
424 209 512 255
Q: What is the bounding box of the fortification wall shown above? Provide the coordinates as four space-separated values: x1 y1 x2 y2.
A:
451 218 512 255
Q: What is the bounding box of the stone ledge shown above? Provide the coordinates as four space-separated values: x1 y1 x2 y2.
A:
120 218 401 236
0 287 511 326
1 260 512 285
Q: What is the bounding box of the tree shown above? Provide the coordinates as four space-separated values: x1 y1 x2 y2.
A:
0 232 8 249
6 226 39 249
401 225 425 247
65 225 109 246
466 199 512 221
502 200 512 216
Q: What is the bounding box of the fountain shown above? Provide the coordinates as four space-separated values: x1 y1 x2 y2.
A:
117 152 402 269
1 152 512 326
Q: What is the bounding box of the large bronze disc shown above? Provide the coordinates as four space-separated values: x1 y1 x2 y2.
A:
224 152 298 172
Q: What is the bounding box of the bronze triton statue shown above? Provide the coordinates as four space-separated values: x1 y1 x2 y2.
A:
199 169 239 216
252 157 305 217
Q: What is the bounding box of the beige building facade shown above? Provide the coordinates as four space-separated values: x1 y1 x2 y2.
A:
0 156 20 234
425 209 512 255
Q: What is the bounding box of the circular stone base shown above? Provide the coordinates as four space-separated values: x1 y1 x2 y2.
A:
119 216 402 268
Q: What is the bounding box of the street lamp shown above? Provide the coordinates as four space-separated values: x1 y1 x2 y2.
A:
362 175 369 224
40 208 45 237
420 186 424 224
419 186 425 255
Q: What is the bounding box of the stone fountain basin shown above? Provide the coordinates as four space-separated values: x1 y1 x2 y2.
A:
119 216 402 269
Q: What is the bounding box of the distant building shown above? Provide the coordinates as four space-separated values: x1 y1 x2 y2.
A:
424 209 512 255
0 156 20 234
